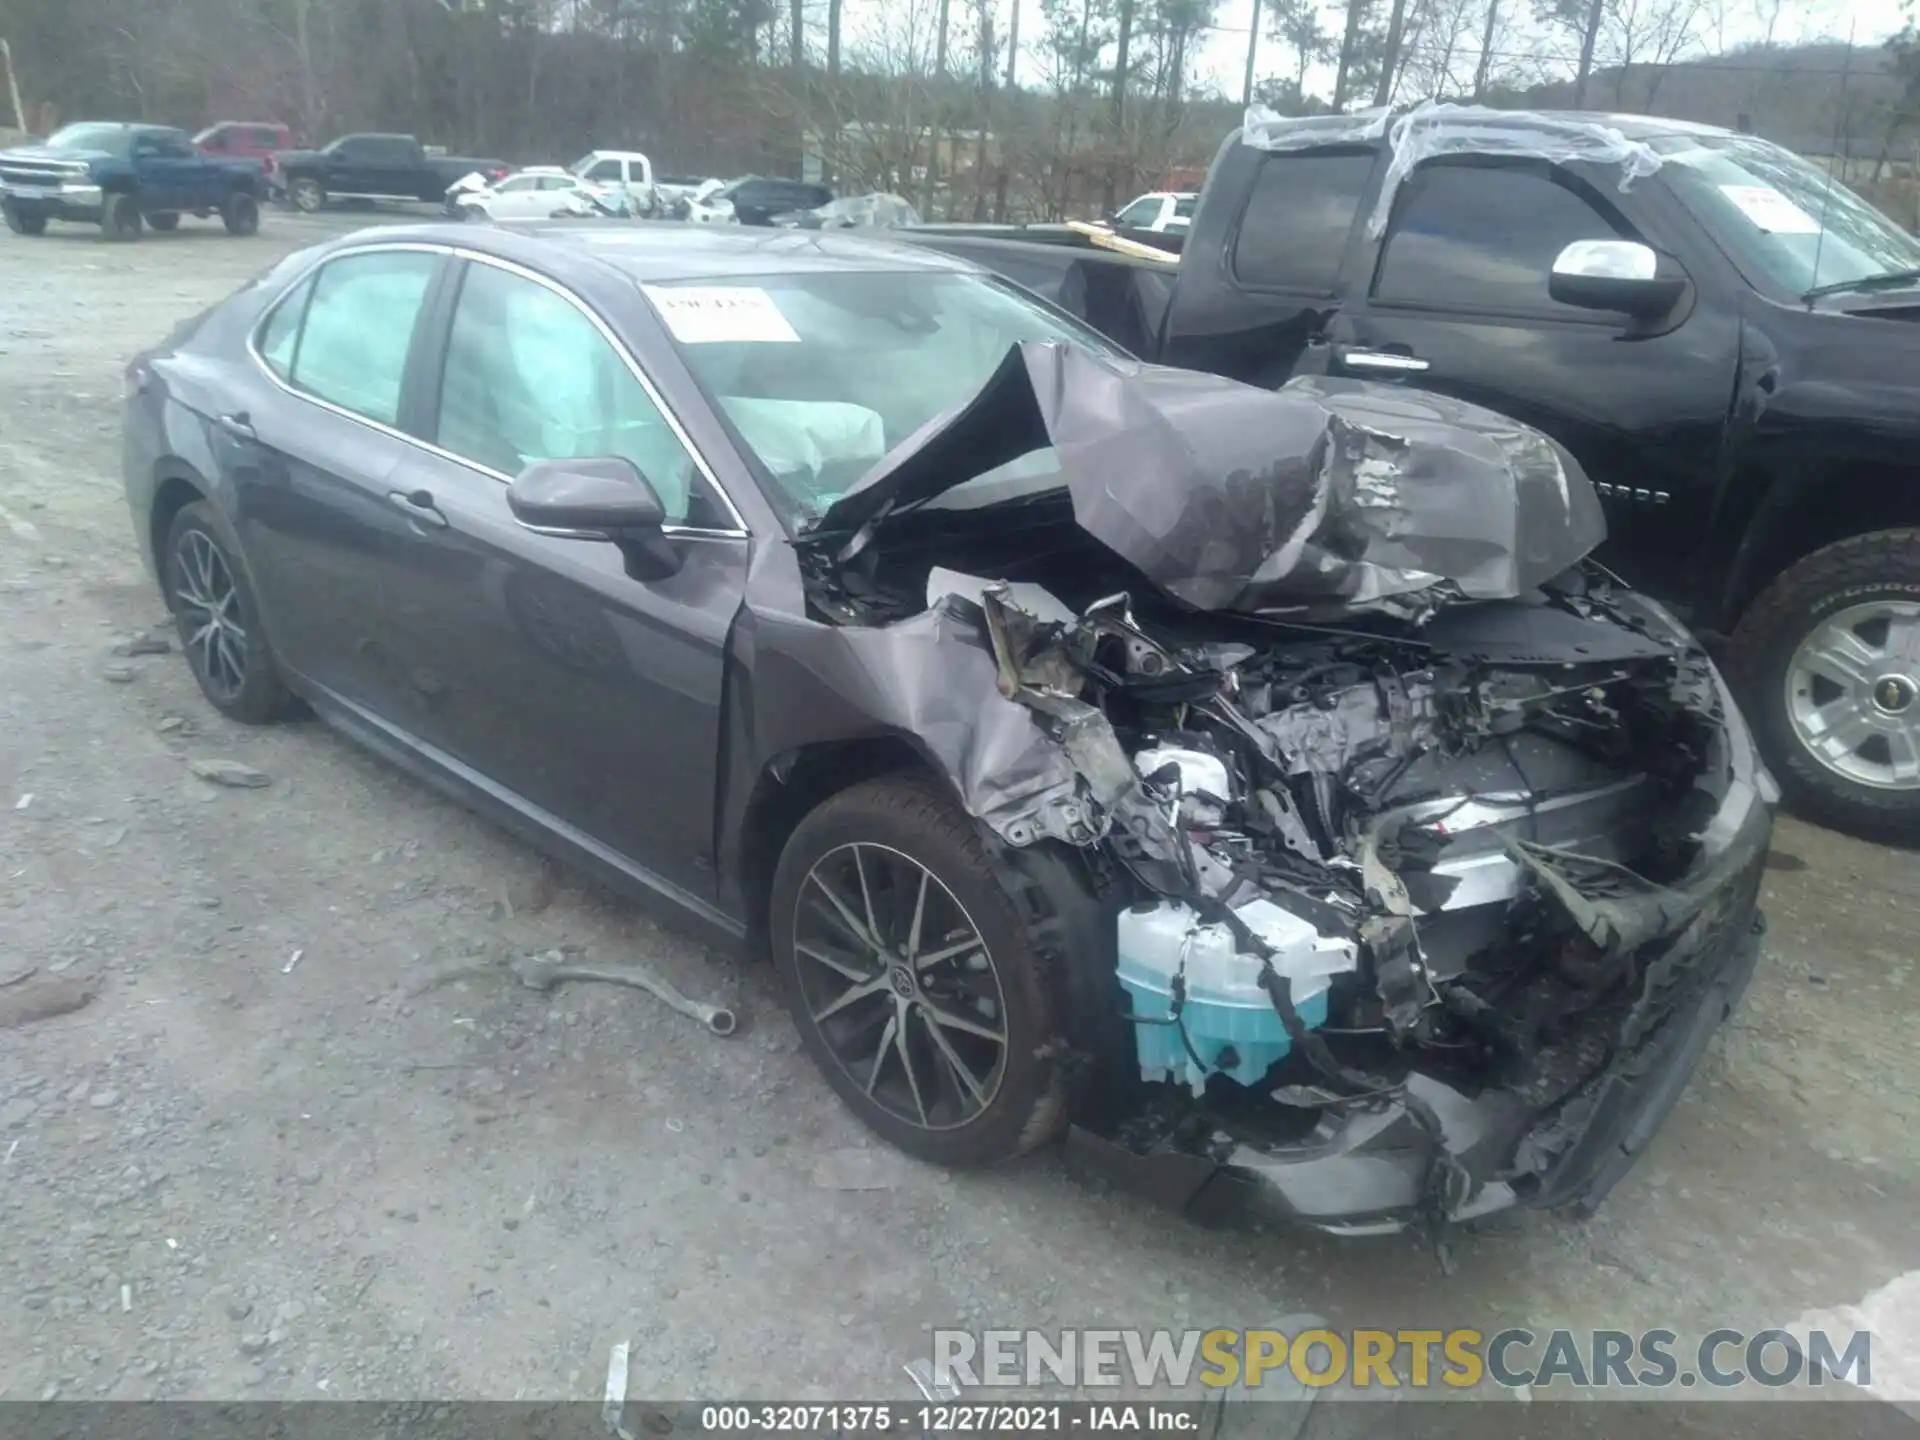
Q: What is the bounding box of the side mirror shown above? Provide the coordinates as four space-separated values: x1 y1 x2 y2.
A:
507 457 679 580
1550 239 1688 318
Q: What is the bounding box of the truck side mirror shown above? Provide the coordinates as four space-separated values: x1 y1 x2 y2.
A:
1550 239 1688 318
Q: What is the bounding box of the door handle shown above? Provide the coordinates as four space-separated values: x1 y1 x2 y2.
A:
1338 348 1431 375
387 488 448 529
214 411 256 440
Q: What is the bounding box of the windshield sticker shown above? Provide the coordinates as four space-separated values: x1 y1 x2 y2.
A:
1718 184 1822 235
641 285 800 344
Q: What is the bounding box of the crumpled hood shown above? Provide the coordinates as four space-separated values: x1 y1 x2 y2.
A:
811 341 1607 619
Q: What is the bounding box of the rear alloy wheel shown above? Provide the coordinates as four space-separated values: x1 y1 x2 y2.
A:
4 201 48 235
101 193 142 241
164 501 292 724
770 775 1070 1168
147 212 180 231
221 191 260 236
288 178 326 213
1728 528 1920 842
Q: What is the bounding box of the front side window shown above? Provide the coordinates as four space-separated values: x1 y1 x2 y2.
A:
1116 197 1162 227
1232 151 1373 291
1373 159 1630 316
280 251 439 424
435 262 724 527
584 159 624 181
1173 195 1197 219
647 270 1123 524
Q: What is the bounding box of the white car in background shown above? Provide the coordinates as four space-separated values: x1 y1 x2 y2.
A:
449 166 599 221
1110 190 1197 233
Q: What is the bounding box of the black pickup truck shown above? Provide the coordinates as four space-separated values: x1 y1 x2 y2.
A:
272 133 506 213
910 107 1920 842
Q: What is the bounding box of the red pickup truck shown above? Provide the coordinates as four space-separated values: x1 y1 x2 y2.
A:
193 122 296 163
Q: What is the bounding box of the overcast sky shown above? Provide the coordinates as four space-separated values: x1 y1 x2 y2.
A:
937 0 1910 98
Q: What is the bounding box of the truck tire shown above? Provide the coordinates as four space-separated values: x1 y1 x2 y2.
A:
101 193 143 241
147 212 180 231
768 774 1079 1169
1727 528 1920 842
3 201 46 235
221 191 260 236
288 177 326 213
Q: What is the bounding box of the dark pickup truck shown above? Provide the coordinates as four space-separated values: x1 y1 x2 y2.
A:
0 122 265 240
273 133 507 214
911 106 1920 842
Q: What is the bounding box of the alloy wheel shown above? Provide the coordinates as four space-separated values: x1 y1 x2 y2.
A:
790 843 1008 1131
1785 599 1920 790
173 529 249 702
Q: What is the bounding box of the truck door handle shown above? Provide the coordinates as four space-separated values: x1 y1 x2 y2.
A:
1339 348 1431 375
387 488 448 529
214 411 256 440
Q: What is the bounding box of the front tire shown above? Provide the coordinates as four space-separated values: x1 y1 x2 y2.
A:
221 191 260 236
288 177 326 213
164 501 293 725
101 193 142 241
4 201 48 235
1728 528 1920 842
769 775 1072 1168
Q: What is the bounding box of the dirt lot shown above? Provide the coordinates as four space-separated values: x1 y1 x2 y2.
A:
0 209 1917 1419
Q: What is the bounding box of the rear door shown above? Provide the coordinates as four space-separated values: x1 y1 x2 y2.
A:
1325 157 1738 577
1158 146 1377 388
221 245 450 707
135 131 205 212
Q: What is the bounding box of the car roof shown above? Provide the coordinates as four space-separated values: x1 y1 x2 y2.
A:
337 222 978 283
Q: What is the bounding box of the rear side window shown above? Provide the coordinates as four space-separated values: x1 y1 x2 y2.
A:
276 251 439 424
256 277 313 378
1232 151 1373 291
1373 161 1630 316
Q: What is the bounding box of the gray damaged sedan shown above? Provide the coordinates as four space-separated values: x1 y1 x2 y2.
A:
123 225 1774 1242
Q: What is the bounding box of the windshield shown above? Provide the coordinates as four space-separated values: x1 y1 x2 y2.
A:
1656 134 1920 297
45 124 134 156
645 270 1123 524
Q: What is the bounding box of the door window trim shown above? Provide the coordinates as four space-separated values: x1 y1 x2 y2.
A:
245 241 750 540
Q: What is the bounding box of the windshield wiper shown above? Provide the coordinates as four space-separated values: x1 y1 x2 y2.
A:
1803 268 1920 302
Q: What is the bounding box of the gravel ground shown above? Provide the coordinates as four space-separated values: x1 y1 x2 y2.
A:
0 208 1916 1421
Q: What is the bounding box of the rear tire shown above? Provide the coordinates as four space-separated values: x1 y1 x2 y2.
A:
769 775 1076 1168
163 500 293 725
101 193 142 241
288 177 326 213
221 190 260 236
2 201 46 235
147 212 180 231
1727 528 1920 843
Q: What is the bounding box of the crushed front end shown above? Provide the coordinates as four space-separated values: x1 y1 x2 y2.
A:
793 341 1774 1243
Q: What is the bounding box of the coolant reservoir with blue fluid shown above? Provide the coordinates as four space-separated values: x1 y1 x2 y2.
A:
1116 898 1357 1095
